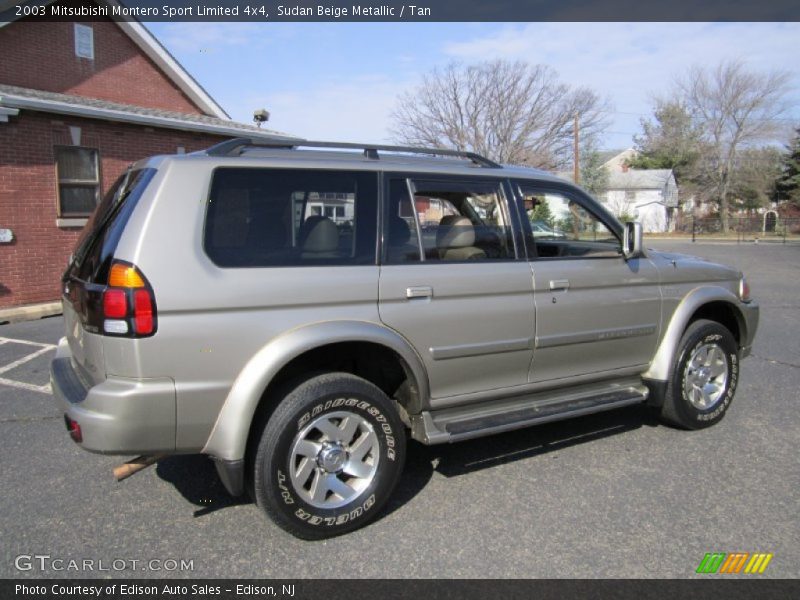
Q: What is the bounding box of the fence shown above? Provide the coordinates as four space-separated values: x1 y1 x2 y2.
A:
667 216 800 243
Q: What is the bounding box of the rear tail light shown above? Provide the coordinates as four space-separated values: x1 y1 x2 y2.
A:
100 261 157 337
103 289 127 318
64 415 82 443
109 263 146 288
133 289 154 335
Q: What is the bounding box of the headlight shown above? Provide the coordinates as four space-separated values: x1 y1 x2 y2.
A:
739 276 751 303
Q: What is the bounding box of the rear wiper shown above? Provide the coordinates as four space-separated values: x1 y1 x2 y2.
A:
114 165 134 208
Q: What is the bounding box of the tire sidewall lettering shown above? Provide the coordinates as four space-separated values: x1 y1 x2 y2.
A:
276 470 295 505
291 494 377 527
296 398 395 447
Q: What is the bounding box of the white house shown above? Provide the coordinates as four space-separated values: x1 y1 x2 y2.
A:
555 149 680 232
596 149 679 233
603 169 679 232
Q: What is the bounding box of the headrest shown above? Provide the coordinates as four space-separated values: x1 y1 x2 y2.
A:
437 215 475 249
300 216 339 253
388 215 411 245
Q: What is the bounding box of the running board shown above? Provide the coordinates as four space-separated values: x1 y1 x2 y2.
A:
410 381 649 444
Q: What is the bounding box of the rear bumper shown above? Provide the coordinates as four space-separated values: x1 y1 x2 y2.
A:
50 338 176 454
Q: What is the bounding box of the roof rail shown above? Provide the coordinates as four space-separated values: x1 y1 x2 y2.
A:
204 137 503 169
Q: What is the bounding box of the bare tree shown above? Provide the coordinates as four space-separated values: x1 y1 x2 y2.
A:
676 60 792 232
389 60 609 169
605 193 637 223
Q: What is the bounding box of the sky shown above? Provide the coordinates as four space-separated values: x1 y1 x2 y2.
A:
147 22 800 151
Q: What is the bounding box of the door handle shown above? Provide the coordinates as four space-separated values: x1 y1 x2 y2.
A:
549 279 570 291
406 286 433 299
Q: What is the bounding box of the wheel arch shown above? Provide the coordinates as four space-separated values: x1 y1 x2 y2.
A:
644 286 749 383
202 320 429 462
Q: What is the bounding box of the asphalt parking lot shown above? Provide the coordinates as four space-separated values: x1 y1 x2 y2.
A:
1 241 798 579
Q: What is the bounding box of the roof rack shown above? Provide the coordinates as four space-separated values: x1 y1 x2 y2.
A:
204 137 503 169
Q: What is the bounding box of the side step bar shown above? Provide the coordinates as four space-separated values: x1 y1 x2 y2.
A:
411 381 649 444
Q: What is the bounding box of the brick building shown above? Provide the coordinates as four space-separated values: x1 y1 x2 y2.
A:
0 2 288 311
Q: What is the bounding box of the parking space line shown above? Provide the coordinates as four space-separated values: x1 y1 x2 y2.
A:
0 336 57 349
0 377 51 394
0 345 54 375
0 341 56 395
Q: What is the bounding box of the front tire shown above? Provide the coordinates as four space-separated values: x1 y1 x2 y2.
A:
253 373 406 539
660 319 739 430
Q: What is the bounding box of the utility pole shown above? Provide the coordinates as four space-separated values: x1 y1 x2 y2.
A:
573 114 580 185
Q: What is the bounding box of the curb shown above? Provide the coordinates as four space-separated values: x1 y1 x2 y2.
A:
648 238 800 246
0 302 62 324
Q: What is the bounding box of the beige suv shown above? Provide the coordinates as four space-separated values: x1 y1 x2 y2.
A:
51 138 758 538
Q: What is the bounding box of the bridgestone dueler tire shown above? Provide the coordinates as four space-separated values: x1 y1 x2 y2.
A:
253 372 406 539
660 319 739 430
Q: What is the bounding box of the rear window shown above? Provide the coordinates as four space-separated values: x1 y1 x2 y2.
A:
67 168 156 284
204 168 378 267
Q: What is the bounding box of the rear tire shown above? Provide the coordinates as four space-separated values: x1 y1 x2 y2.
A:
253 372 406 539
660 319 739 430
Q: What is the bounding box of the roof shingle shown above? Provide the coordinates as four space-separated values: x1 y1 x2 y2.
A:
0 83 291 139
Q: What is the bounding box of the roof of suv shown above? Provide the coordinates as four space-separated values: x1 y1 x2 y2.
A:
150 138 566 183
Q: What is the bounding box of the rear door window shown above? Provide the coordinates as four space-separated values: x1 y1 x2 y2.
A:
204 168 378 267
383 177 516 263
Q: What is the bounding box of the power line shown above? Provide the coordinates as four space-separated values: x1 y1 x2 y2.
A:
600 109 799 123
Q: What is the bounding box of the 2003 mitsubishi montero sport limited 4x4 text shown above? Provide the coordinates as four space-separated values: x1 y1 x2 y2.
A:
51 138 759 539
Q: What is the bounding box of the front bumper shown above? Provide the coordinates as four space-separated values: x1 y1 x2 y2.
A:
739 300 760 359
50 338 176 454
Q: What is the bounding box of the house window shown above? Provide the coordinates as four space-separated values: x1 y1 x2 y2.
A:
74 24 94 60
55 146 100 217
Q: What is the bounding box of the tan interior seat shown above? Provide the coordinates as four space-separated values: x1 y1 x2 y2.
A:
436 215 486 261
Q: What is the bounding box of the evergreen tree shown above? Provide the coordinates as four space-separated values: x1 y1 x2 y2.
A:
625 100 705 186
579 138 609 199
529 200 553 226
776 128 800 208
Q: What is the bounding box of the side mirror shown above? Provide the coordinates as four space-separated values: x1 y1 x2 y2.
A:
622 221 643 260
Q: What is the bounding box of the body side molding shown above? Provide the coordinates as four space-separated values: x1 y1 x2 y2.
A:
535 324 657 349
430 337 532 360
